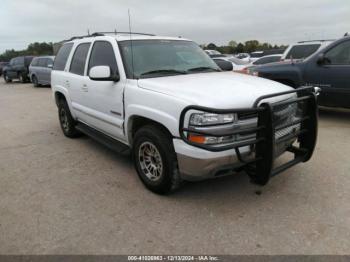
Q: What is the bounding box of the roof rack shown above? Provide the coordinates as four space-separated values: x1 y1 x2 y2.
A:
91 31 155 36
298 39 336 43
66 31 155 41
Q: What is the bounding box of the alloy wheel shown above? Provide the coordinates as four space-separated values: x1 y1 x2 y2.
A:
138 141 163 181
59 108 69 132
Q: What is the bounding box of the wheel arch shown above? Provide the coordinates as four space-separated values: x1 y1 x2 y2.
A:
54 91 67 106
31 73 37 80
127 115 174 146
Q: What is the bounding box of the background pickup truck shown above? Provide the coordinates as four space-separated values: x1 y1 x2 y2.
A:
250 36 350 109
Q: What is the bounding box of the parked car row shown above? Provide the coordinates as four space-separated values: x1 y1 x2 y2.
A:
207 39 335 69
2 55 55 87
204 35 350 110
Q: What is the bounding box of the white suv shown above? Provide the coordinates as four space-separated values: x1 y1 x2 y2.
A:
52 32 318 194
281 39 334 62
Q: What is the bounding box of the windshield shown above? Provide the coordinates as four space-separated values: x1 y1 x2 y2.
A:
285 44 321 59
118 40 220 79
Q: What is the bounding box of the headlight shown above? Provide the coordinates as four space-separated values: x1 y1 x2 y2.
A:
187 112 242 145
247 68 259 76
189 113 236 126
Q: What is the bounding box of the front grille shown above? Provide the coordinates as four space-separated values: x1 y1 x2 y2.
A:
272 100 300 141
275 123 301 140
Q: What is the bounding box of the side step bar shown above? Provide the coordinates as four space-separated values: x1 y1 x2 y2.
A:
76 122 130 155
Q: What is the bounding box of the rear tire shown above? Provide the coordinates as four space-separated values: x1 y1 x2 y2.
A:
32 75 39 87
4 72 12 83
18 73 26 83
58 99 81 138
133 125 181 194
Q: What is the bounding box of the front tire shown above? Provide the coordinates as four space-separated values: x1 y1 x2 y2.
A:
32 75 39 87
58 99 81 138
18 73 26 83
133 125 181 194
4 72 12 83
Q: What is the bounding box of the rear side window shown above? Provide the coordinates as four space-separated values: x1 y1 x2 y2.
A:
14 57 24 65
38 58 47 67
31 58 39 67
69 43 91 75
88 41 118 74
286 44 320 59
53 43 74 71
47 58 54 67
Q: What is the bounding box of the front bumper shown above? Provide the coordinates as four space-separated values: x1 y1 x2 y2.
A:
174 139 252 181
177 86 318 185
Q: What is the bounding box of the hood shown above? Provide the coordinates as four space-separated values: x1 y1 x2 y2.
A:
137 72 294 109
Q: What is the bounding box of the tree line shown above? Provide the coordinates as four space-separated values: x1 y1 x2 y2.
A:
202 40 288 54
0 39 287 61
0 42 54 62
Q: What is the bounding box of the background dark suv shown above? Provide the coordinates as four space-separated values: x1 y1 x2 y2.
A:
3 56 34 83
251 36 350 108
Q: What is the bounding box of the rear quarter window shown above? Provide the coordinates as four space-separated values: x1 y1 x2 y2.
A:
38 58 47 67
286 44 321 59
31 58 39 67
53 43 74 71
69 43 91 76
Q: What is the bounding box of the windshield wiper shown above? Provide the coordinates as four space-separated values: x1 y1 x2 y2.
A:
140 69 187 77
187 66 221 72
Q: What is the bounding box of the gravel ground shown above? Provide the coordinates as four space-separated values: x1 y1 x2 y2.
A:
0 79 349 255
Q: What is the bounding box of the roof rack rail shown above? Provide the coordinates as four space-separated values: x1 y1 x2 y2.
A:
297 39 336 43
66 34 99 41
91 31 155 36
65 31 156 42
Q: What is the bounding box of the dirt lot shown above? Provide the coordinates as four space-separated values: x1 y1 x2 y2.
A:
0 79 349 255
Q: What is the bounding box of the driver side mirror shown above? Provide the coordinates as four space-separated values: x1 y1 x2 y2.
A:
316 53 330 65
214 60 233 71
89 66 120 82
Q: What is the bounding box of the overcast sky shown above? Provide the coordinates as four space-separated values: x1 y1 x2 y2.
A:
0 0 349 53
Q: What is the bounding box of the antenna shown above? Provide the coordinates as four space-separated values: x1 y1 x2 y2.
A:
128 9 135 79
87 29 90 36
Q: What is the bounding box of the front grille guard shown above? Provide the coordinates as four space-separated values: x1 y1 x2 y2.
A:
179 86 318 185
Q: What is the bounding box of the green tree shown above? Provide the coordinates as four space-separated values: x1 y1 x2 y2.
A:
228 40 237 48
235 43 245 53
0 42 53 61
206 43 217 50
244 40 260 53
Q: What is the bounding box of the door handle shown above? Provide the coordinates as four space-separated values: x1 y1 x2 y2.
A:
82 84 88 92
